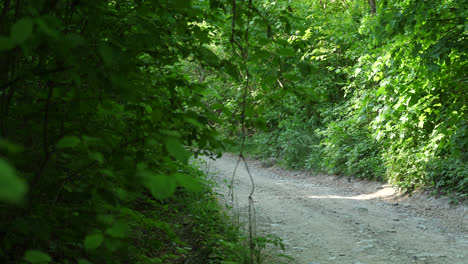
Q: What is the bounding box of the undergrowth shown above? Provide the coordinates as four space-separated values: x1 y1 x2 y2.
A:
227 134 467 198
132 173 250 264
133 161 292 264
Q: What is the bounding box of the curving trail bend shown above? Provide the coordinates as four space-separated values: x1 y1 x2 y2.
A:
202 154 468 264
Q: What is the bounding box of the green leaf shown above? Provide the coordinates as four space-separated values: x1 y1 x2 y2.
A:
175 173 202 192
77 259 93 264
0 159 27 203
298 61 311 76
0 138 23 153
89 152 104 164
354 67 362 77
428 63 440 72
104 238 123 252
275 38 289 45
152 110 162 122
99 43 114 66
212 103 224 110
105 222 129 238
0 36 14 51
56 136 80 149
84 233 104 250
99 169 114 177
36 18 59 38
141 171 177 199
11 18 33 44
165 138 189 163
222 107 233 117
223 61 240 81
283 73 301 82
24 250 51 263
253 118 268 131
198 46 220 67
173 0 192 9
210 0 221 9
418 114 426 128
184 117 204 128
193 25 210 44
277 47 295 57
64 33 85 49
251 50 271 61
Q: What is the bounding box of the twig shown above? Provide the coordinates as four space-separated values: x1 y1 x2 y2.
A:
52 161 98 205
32 82 54 187
229 155 242 201
230 0 236 43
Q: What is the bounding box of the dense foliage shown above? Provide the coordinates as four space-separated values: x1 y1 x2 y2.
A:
205 0 467 195
0 0 466 263
0 0 250 263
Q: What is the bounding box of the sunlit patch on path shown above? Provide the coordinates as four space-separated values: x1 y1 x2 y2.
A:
307 187 396 201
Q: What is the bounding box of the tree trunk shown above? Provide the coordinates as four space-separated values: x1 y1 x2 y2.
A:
368 0 376 13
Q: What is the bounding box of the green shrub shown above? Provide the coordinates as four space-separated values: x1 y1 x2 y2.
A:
320 118 386 180
427 158 468 195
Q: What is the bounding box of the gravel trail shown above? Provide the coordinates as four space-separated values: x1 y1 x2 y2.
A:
202 154 468 264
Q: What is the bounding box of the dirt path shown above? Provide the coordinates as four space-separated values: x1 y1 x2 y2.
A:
202 154 468 264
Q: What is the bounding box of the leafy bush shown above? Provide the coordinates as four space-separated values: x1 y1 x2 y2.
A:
133 165 251 264
0 1 237 263
320 117 385 180
427 158 468 195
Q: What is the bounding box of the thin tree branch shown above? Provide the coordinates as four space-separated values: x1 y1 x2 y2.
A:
32 82 54 187
230 0 236 43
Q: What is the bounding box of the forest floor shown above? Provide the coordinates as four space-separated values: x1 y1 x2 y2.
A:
201 153 468 264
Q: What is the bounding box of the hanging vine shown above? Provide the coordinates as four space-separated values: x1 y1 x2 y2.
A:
228 0 257 263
